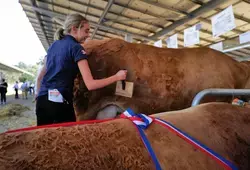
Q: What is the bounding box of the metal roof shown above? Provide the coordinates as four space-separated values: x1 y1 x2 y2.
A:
19 0 250 60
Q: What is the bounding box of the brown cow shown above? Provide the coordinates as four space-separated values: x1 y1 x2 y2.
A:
73 38 250 121
0 102 249 169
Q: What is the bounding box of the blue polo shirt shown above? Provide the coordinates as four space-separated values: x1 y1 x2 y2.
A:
38 35 88 103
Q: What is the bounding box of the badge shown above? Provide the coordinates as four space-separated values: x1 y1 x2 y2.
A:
48 89 63 103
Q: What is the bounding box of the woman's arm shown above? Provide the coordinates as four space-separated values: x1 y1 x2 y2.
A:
77 60 127 91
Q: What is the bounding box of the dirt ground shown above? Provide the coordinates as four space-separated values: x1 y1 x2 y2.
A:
0 94 36 133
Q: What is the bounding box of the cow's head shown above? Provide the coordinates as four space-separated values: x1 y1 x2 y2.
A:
73 39 130 120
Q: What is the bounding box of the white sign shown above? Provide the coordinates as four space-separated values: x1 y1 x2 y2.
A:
239 31 250 44
184 26 200 47
209 42 223 51
154 40 162 48
211 5 236 37
166 34 178 48
125 34 133 43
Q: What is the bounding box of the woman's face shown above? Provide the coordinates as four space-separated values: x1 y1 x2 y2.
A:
77 22 90 43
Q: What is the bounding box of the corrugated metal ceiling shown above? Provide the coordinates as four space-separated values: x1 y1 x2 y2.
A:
19 0 250 60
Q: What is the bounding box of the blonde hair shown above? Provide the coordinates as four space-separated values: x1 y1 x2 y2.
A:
54 13 88 41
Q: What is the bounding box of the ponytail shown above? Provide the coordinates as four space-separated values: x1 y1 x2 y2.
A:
54 27 64 41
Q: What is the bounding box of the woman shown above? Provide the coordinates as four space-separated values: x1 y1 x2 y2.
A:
36 13 127 126
0 79 8 105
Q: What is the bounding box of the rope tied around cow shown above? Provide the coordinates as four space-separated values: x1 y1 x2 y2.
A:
120 109 238 170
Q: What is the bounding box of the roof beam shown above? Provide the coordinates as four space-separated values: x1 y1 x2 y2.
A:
150 0 228 39
48 16 124 39
142 0 243 36
34 29 54 35
186 1 243 35
140 0 188 16
27 0 50 49
190 0 250 24
225 52 242 58
104 0 173 25
25 11 62 26
109 1 230 43
32 23 56 32
234 49 250 56
23 4 157 42
31 21 56 30
89 32 113 40
36 0 154 35
37 33 53 38
238 48 250 54
29 17 59 30
73 0 167 28
91 0 114 39
227 50 250 57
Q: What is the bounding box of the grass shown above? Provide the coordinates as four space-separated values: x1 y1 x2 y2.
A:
0 104 30 118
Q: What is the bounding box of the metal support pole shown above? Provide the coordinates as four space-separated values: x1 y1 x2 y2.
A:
191 88 250 107
91 0 114 39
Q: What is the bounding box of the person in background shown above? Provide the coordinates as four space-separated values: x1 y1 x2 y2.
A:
35 13 127 126
30 83 35 95
0 79 8 104
27 81 31 95
21 81 28 100
13 81 19 99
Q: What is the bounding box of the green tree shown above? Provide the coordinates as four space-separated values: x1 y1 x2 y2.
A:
15 62 39 83
18 73 34 83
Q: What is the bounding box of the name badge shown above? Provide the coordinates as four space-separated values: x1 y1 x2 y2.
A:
48 89 63 103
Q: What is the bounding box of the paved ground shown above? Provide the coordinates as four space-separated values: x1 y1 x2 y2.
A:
0 94 36 133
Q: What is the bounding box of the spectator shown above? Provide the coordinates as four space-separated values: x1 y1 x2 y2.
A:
30 83 35 95
0 79 8 104
21 81 28 99
13 81 19 99
27 81 32 95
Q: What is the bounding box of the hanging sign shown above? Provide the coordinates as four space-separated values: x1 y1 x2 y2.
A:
184 24 201 47
166 34 178 48
154 40 162 47
211 5 236 37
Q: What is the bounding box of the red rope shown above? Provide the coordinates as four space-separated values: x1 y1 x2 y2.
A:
5 118 118 134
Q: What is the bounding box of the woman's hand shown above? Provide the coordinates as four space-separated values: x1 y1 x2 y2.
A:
115 70 127 81
78 60 128 90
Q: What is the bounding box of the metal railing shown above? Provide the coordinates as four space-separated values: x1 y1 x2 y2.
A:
191 88 250 107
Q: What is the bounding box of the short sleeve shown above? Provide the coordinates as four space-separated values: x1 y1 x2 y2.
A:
71 44 88 63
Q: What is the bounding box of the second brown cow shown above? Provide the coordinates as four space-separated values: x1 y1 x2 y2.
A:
73 38 250 120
